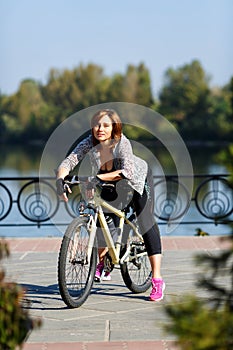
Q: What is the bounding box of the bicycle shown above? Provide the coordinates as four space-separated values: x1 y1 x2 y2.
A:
57 176 152 308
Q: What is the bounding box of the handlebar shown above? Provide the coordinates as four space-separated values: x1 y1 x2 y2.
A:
63 175 91 185
64 175 115 190
58 175 134 216
56 175 97 197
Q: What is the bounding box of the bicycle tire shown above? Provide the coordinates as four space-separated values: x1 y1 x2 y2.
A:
120 220 152 293
58 217 97 308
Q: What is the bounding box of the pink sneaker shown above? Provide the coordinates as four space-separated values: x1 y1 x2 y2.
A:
150 278 165 301
94 261 104 282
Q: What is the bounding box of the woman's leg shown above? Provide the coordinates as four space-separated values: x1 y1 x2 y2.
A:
149 254 162 279
132 186 165 300
98 247 109 261
142 225 162 279
132 186 162 256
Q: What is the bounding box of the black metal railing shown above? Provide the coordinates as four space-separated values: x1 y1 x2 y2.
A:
0 175 232 229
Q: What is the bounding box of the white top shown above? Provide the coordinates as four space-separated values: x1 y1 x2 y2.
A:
58 134 148 195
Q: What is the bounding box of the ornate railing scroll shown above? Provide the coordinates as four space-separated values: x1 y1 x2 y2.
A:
0 177 59 228
194 176 233 222
153 174 233 225
17 179 59 225
0 174 232 230
153 177 191 222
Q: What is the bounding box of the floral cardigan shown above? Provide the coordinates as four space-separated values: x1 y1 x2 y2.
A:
58 134 148 195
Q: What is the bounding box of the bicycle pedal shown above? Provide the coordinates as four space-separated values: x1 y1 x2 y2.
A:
131 241 144 246
104 253 114 272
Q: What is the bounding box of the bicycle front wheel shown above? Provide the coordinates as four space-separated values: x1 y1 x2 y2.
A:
58 217 97 308
120 222 152 294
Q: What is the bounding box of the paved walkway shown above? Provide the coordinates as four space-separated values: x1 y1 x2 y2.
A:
2 236 230 350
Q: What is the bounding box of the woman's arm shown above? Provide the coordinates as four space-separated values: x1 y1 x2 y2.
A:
56 166 69 180
57 135 92 173
56 167 71 202
116 136 134 180
97 170 123 182
56 135 92 201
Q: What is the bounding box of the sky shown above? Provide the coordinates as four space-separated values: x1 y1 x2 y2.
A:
1 0 233 97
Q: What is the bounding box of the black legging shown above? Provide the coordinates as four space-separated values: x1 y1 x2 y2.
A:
132 185 162 256
98 173 162 256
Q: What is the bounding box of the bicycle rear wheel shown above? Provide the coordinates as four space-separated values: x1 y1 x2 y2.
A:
58 217 97 308
120 221 152 293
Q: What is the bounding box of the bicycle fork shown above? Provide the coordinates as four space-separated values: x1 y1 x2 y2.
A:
86 214 97 265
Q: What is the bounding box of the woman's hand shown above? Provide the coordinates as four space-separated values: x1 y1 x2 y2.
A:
56 178 72 202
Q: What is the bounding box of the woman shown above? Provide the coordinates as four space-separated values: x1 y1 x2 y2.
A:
56 109 165 301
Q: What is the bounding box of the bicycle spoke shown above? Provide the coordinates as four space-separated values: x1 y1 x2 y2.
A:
120 227 152 293
58 217 97 308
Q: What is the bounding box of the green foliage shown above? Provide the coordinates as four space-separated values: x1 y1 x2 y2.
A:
164 295 233 350
0 239 42 349
195 249 233 311
0 80 56 142
158 60 233 141
177 148 233 347
207 85 233 140
163 234 233 349
216 144 233 185
0 240 10 261
0 60 232 143
158 60 210 119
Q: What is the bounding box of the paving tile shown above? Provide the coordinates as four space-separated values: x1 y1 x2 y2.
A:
4 236 231 253
2 236 230 350
23 343 84 350
47 344 83 350
23 344 45 350
86 342 126 350
22 341 180 350
126 341 165 350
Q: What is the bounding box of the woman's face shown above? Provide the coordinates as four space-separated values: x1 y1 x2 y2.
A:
93 115 113 143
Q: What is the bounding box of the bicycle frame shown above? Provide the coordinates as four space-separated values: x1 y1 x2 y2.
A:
85 195 143 265
97 199 143 264
65 177 144 266
58 177 153 309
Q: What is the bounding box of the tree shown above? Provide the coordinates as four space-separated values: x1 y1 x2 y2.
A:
229 77 233 116
106 63 154 107
158 60 211 139
42 64 110 117
164 233 233 349
206 77 233 141
0 80 55 142
0 239 41 349
0 61 232 143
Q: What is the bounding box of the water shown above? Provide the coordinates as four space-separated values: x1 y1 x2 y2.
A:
0 143 232 237
0 143 228 177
